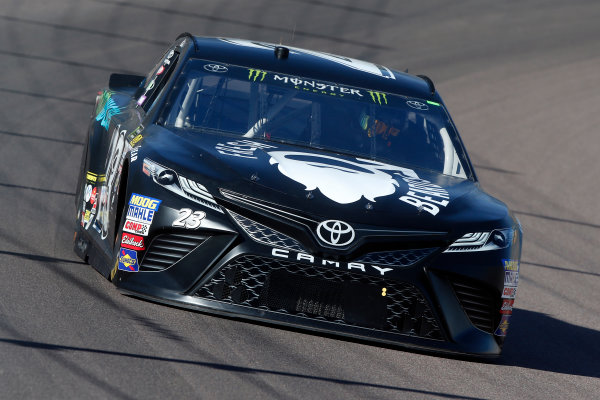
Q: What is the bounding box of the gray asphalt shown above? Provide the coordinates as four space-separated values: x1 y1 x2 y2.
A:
1 0 599 398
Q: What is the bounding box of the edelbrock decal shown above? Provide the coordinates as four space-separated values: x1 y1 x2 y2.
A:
121 232 145 250
267 151 450 215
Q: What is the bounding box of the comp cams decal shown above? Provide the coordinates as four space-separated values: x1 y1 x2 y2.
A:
123 219 150 236
268 151 450 215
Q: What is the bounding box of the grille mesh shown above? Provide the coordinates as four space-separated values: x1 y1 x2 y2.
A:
354 248 437 267
228 210 305 252
195 255 443 340
140 233 207 272
448 275 499 333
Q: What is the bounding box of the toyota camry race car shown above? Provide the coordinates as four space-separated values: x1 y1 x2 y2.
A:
74 34 522 357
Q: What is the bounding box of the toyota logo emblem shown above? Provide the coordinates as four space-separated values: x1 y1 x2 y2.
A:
316 220 355 247
203 64 228 73
406 100 428 110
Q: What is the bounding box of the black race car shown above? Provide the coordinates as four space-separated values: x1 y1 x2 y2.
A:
74 34 522 357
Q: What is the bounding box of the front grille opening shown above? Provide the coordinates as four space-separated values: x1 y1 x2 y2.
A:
140 232 207 272
354 248 438 267
447 274 500 333
195 255 444 340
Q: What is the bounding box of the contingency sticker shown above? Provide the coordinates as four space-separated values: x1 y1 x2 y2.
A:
494 315 511 337
121 232 145 251
126 193 161 225
123 219 151 236
503 259 520 287
117 248 139 272
495 259 520 335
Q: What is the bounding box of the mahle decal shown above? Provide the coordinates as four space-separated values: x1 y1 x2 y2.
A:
248 69 267 81
368 91 387 105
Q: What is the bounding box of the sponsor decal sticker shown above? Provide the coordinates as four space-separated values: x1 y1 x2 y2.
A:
500 299 514 315
86 171 97 183
126 193 161 224
273 74 363 98
494 315 511 336
110 260 118 280
121 232 145 250
248 68 267 81
502 286 517 299
123 219 151 236
502 259 519 288
90 187 97 205
368 91 387 105
117 248 138 272
406 100 428 110
84 184 92 202
131 147 139 162
204 64 228 73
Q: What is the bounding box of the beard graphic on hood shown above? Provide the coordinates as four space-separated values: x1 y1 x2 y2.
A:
268 151 417 204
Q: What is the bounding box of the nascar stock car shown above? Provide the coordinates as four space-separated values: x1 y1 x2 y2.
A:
73 33 522 357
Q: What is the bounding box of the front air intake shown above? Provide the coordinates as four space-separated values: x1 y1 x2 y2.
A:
140 232 207 271
448 274 499 333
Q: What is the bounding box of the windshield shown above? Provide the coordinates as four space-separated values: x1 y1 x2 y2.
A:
162 58 470 178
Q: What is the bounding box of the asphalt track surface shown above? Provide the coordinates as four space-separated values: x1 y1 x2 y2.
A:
1 0 599 398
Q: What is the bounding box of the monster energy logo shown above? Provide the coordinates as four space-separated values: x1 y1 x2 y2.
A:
248 69 267 81
368 91 387 105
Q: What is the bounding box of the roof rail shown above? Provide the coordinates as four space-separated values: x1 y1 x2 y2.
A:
176 32 198 52
417 74 436 95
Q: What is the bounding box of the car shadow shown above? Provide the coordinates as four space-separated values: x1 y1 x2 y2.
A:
499 308 600 378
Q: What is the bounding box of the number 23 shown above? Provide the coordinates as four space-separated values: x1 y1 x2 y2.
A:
172 208 206 229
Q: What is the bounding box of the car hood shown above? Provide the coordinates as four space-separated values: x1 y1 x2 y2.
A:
146 127 512 235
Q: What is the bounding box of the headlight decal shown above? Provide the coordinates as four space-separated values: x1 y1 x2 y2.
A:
143 158 223 213
444 228 513 252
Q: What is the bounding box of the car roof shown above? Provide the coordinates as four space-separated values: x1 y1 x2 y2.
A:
189 36 435 100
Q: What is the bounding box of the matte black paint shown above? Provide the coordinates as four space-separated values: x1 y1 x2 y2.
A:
73 36 522 357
